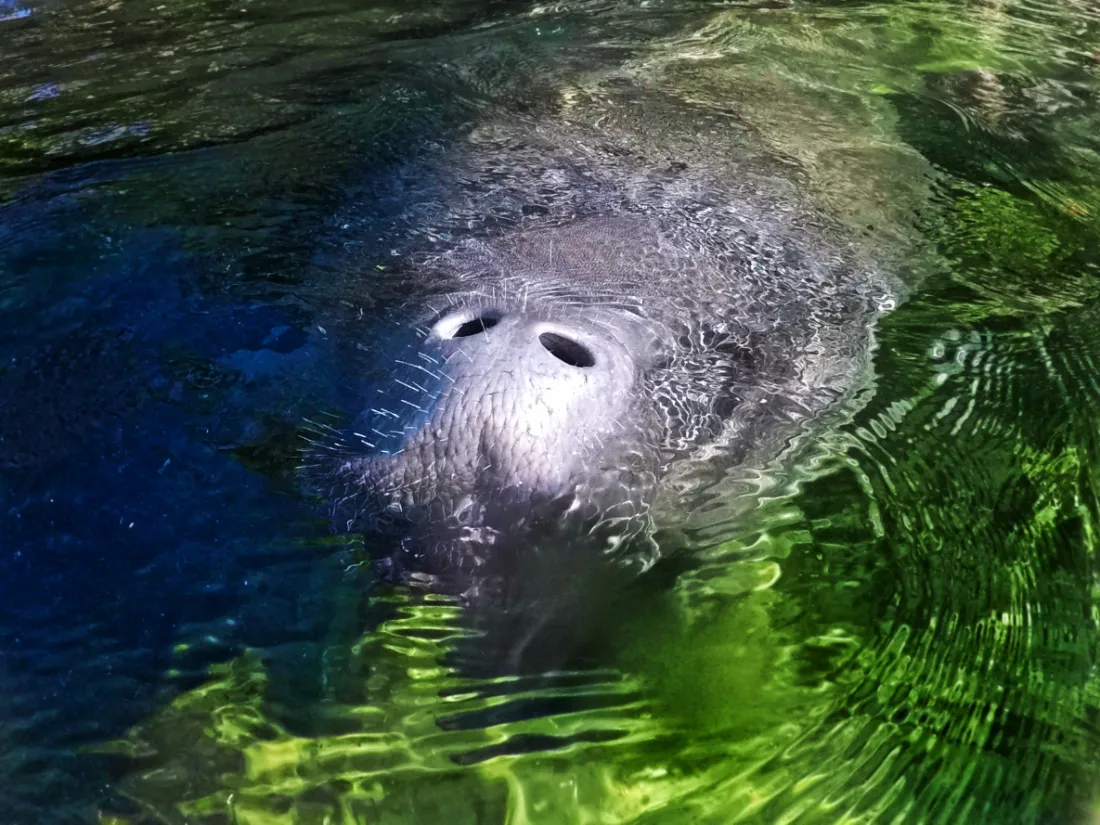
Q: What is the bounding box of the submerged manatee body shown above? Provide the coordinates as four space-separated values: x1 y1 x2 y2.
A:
312 83 899 571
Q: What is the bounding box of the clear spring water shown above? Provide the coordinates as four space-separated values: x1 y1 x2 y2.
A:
2 0 1100 823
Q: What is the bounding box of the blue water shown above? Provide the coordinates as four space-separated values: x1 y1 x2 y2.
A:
0 190 331 821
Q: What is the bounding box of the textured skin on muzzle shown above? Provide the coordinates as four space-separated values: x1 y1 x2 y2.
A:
361 309 650 519
332 220 668 533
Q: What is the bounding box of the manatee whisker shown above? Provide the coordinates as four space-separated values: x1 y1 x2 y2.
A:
396 359 442 379
395 378 428 393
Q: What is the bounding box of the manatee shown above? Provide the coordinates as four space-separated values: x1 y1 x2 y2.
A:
308 79 904 576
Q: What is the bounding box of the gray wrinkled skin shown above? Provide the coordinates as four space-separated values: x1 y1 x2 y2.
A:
310 81 899 572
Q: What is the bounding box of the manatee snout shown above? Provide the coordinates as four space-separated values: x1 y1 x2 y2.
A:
332 298 662 540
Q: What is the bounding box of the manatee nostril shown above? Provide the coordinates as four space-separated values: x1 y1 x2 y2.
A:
433 310 501 340
539 332 595 368
453 316 499 337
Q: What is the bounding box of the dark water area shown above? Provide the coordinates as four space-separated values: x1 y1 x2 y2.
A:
2 0 1100 823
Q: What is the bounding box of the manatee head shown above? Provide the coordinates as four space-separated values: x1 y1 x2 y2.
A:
309 200 880 575
303 74 906 581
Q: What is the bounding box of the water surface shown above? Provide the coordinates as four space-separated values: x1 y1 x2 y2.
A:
2 0 1100 823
